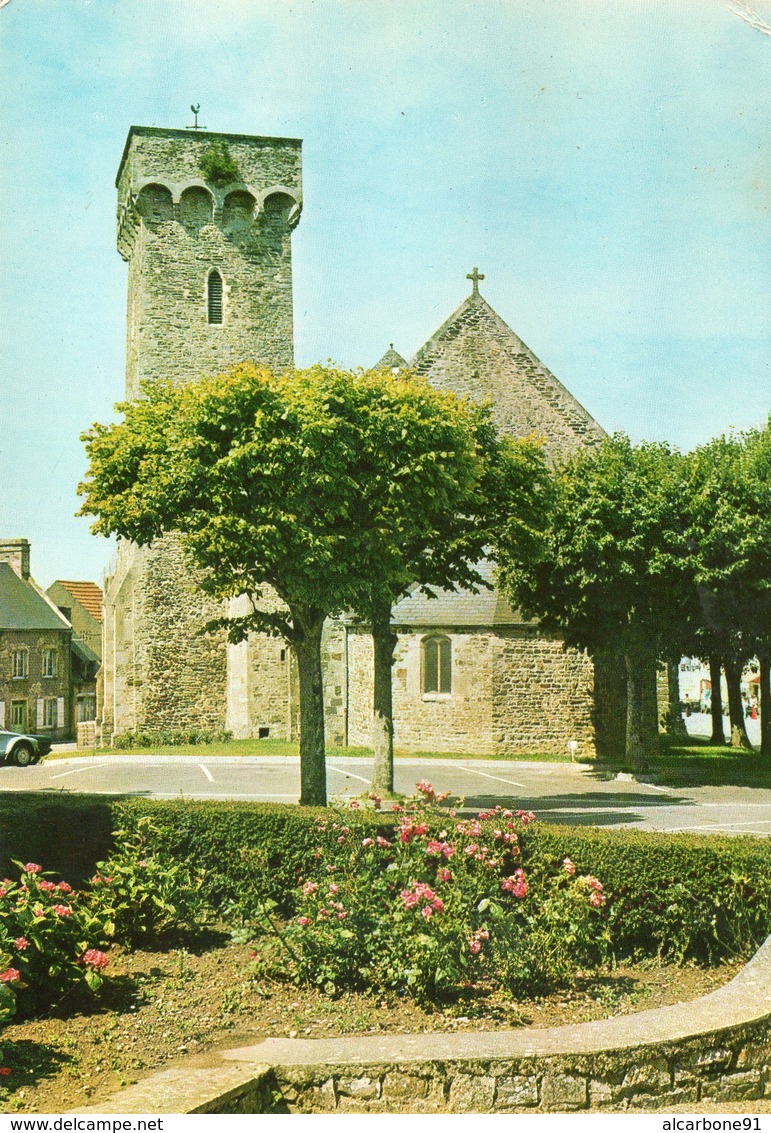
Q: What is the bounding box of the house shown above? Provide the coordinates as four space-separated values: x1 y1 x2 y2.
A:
0 540 99 740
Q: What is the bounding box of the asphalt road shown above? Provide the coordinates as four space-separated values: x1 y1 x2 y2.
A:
3 754 771 837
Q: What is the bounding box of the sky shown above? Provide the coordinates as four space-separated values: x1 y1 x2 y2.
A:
0 0 768 588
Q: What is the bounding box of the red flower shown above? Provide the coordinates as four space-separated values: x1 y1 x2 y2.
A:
0 1067 12 1076
81 949 109 970
13 937 28 951
0 968 20 983
23 863 41 874
38 880 56 892
57 882 73 894
53 904 72 917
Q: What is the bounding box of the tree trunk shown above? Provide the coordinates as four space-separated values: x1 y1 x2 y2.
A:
292 612 327 806
759 652 771 759
371 601 398 796
624 651 659 769
666 655 688 735
724 655 753 750
708 655 726 745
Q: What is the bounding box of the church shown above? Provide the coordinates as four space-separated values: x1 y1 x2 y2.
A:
100 124 622 760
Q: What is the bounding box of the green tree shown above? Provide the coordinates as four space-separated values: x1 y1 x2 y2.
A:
348 406 550 795
495 435 693 767
80 363 540 803
687 423 771 754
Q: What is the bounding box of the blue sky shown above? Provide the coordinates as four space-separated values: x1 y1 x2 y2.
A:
0 0 768 587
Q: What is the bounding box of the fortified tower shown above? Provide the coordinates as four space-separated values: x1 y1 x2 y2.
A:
101 126 302 738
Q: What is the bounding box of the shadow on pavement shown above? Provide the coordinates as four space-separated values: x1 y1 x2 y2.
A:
457 789 695 829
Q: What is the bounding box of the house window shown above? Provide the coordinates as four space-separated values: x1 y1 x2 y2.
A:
207 270 223 324
42 650 56 678
10 701 27 731
12 651 28 679
422 635 452 695
42 698 57 728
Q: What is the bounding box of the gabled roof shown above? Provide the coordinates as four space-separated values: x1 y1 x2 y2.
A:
0 564 72 632
410 289 605 460
374 344 408 372
390 559 526 629
53 581 103 622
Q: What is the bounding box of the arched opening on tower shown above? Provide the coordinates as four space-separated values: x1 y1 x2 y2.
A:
135 183 173 227
207 270 223 324
180 186 214 231
222 190 255 234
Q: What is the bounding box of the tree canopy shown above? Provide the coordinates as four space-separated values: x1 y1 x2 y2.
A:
80 362 547 802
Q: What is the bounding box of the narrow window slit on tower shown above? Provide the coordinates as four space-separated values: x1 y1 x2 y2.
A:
207 270 223 323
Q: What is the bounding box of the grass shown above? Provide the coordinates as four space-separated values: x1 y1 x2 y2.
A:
47 738 574 764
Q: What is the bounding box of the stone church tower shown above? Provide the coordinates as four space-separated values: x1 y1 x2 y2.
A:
101 126 302 738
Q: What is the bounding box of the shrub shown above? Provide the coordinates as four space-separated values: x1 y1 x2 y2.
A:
246 788 610 1002
111 728 233 750
87 818 211 948
0 864 112 1018
198 140 240 186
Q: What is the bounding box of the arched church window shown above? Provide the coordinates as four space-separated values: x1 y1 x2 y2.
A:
207 270 223 324
422 635 451 695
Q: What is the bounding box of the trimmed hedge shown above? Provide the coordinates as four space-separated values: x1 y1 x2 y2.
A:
1 794 769 963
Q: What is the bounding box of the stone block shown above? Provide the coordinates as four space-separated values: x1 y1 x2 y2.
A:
701 1070 763 1101
589 1079 616 1109
495 1075 539 1109
619 1059 671 1094
293 1077 336 1112
736 1042 771 1070
447 1073 495 1112
337 1075 381 1100
382 1073 430 1102
540 1074 588 1110
676 1047 733 1076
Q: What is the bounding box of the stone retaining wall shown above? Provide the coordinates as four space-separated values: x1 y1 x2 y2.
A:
73 935 771 1114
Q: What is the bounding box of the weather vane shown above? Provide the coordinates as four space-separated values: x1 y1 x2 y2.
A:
187 104 207 130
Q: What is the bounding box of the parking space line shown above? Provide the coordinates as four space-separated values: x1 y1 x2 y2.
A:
199 764 214 783
49 764 102 780
457 766 527 790
327 764 371 786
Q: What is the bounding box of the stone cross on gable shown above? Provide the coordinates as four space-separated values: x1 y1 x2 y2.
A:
466 266 485 295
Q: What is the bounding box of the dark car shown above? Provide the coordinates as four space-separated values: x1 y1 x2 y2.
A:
0 730 52 767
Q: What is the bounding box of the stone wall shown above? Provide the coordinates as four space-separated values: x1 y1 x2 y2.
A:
346 624 601 757
75 935 771 1115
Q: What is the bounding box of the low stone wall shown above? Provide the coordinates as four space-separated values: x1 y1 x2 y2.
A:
72 936 771 1115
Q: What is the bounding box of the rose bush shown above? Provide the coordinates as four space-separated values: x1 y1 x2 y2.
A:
0 864 113 1018
248 784 610 1002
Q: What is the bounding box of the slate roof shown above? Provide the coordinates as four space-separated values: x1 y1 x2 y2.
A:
0 563 71 632
53 580 103 622
390 559 526 628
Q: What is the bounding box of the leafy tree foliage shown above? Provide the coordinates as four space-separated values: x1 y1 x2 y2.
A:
496 435 693 767
80 364 544 803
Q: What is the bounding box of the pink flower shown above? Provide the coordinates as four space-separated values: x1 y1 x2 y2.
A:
348 800 360 809
368 792 382 810
336 835 346 844
328 883 339 894
57 882 73 894
469 940 482 955
336 910 347 920
38 880 56 892
23 863 41 874
301 881 318 897
0 968 20 983
426 840 455 859
589 891 606 908
376 836 391 848
318 907 330 920
515 810 536 825
296 916 311 926
501 870 528 899
585 876 603 892
562 858 576 876
137 860 148 867
416 780 435 800
421 905 433 919
361 838 374 848
436 868 452 883
431 897 444 912
0 889 7 899
81 949 109 970
13 937 28 951
53 904 72 917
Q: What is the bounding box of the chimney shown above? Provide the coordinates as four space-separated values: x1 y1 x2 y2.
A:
0 539 31 579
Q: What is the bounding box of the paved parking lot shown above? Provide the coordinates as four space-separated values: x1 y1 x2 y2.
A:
3 753 771 836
